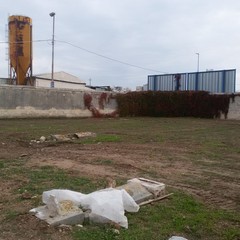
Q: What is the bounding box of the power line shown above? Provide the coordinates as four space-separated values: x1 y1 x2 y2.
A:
0 37 168 74
56 39 168 74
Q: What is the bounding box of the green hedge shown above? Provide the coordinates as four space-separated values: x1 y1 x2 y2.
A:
116 91 231 118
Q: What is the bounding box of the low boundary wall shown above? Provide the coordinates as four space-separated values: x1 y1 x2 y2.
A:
227 95 240 120
0 85 117 118
0 86 239 119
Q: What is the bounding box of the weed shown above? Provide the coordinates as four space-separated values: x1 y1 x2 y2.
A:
93 159 114 165
0 161 4 168
80 134 121 144
4 210 20 221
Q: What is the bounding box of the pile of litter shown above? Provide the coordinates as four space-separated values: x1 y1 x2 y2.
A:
30 178 171 229
30 132 96 143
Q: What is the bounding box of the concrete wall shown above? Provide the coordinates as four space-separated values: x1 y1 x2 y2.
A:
0 86 239 119
227 95 240 120
0 85 117 118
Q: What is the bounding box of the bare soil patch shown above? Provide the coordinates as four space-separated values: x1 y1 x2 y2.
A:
0 118 239 240
18 141 240 211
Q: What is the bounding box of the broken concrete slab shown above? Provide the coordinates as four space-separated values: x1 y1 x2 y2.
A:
30 194 85 227
30 178 168 228
116 181 153 204
116 178 166 203
128 178 165 197
73 132 96 138
31 188 139 229
30 204 85 226
46 211 85 226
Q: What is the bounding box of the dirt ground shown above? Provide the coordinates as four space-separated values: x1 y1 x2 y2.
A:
2 139 239 211
0 124 239 240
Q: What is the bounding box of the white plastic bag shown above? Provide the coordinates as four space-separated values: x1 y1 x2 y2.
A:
42 189 85 205
80 188 139 228
168 236 188 240
32 188 139 228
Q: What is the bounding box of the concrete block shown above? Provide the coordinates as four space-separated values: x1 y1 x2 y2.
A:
128 178 165 197
46 211 85 226
116 182 153 204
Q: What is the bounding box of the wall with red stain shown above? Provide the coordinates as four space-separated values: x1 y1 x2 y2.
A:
0 85 118 118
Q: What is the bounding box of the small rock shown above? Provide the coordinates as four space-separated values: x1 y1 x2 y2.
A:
113 229 120 235
40 136 46 143
58 224 73 231
51 134 71 142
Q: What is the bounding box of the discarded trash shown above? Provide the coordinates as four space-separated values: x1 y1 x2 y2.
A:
30 132 97 143
128 178 166 197
81 188 139 228
117 178 166 204
168 237 188 240
30 188 139 228
117 181 153 204
73 132 96 138
30 203 85 226
42 189 84 206
139 193 173 206
30 178 170 229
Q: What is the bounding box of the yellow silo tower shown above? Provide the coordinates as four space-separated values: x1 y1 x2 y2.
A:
8 15 33 85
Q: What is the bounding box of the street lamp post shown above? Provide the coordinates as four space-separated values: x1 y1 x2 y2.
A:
49 12 55 88
196 52 200 72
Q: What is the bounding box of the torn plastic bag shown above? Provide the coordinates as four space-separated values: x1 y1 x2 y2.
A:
31 188 139 228
80 188 139 228
30 190 85 220
168 237 188 240
42 189 85 206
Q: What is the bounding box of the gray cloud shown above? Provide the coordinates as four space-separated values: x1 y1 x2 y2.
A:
1 0 239 90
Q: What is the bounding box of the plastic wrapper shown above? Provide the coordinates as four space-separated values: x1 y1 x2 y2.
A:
31 188 139 228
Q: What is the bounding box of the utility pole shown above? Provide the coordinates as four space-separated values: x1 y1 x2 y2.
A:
49 12 55 88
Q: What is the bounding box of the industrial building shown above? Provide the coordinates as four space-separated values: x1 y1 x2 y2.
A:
0 72 91 91
33 71 89 90
3 15 92 91
148 69 236 93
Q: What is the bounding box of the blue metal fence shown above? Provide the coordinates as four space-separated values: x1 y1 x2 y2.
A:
148 69 236 93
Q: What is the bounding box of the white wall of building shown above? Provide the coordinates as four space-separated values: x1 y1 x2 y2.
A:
34 71 91 91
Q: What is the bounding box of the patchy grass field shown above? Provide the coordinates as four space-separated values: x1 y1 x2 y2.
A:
0 117 239 240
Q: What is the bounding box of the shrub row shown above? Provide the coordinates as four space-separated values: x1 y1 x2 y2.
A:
116 91 231 118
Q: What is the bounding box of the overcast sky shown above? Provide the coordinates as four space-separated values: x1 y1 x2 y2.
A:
1 0 240 90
